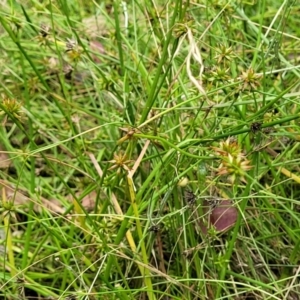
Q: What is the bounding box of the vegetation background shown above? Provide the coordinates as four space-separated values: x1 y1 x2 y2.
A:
0 0 300 299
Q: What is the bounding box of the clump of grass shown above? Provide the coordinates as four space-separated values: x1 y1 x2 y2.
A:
0 0 300 299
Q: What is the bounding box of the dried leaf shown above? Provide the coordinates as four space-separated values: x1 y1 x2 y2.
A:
200 199 238 234
66 190 97 212
0 179 64 214
90 40 105 63
0 146 11 169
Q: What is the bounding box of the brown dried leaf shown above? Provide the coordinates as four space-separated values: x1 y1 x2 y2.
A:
200 199 238 234
66 190 97 212
0 179 64 214
90 40 105 63
80 190 97 211
0 146 11 169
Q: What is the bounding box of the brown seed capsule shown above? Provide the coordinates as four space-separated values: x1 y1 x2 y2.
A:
40 23 50 37
250 122 262 133
65 38 77 52
184 190 197 205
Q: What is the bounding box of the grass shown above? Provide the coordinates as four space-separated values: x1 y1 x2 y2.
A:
0 0 300 299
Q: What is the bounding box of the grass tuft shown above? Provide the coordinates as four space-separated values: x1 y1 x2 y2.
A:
0 0 300 299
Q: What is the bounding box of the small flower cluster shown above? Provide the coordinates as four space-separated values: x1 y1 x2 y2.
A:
36 23 52 46
1 97 24 122
108 152 133 174
65 38 82 62
212 137 252 183
37 23 82 80
239 67 262 91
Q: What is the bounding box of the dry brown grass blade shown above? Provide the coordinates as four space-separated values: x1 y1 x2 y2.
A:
88 152 139 251
128 139 150 179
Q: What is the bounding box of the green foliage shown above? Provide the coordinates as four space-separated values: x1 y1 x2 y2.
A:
0 0 300 299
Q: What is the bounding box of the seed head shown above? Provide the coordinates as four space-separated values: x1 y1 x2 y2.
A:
212 138 253 183
1 97 24 122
